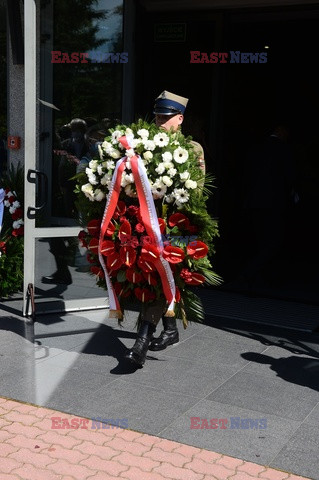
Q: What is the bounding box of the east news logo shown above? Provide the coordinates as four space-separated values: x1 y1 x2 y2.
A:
190 51 268 63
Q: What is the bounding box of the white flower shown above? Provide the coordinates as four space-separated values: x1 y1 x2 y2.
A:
6 191 14 198
131 138 143 148
151 179 167 199
100 173 111 185
172 140 180 146
143 139 156 151
85 167 93 176
110 149 121 159
163 160 174 170
164 194 174 203
4 200 10 207
155 163 166 175
97 165 104 176
185 179 197 189
88 173 98 185
125 128 134 136
81 183 95 201
125 184 137 197
106 160 115 170
137 128 149 138
143 151 153 162
173 188 190 204
179 171 190 182
102 140 113 151
93 189 106 201
174 147 189 164
126 148 135 158
111 130 124 144
121 172 134 187
167 168 177 177
154 132 169 147
89 159 99 171
162 176 173 187
13 219 24 229
98 144 104 160
125 160 131 170
9 205 16 214
162 151 173 162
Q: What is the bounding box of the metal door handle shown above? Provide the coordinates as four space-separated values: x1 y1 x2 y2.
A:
27 169 48 217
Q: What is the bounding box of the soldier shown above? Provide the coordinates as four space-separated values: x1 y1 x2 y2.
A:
125 91 205 366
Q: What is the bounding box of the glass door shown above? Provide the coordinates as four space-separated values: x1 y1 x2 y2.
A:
23 0 124 316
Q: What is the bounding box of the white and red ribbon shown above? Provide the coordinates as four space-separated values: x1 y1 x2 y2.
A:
98 136 176 318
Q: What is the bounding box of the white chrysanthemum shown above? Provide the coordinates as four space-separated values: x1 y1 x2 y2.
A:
102 140 112 150
121 172 134 187
88 173 98 185
125 184 137 197
151 179 167 199
173 188 190 204
167 167 177 177
155 163 166 175
154 132 169 147
179 171 190 182
9 205 16 214
89 159 99 171
6 191 14 198
106 160 115 170
143 151 153 162
143 139 156 151
4 200 10 207
93 189 106 202
110 149 121 159
162 151 173 162
98 144 104 160
97 165 104 176
185 179 197 189
137 128 149 138
125 128 134 136
131 138 143 148
111 130 124 144
100 173 111 185
162 176 173 187
174 147 189 164
82 183 94 199
164 194 174 203
126 148 135 158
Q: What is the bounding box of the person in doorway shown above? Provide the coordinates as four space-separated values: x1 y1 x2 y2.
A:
125 91 205 365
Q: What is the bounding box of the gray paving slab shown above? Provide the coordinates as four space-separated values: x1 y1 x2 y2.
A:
270 423 319 480
159 398 302 465
207 371 319 421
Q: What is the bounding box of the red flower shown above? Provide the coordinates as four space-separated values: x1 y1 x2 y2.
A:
188 225 199 234
112 201 126 219
137 256 156 272
140 244 160 263
8 196 15 205
12 208 23 221
127 205 139 216
142 271 158 286
107 251 123 271
168 213 190 230
158 218 166 234
87 219 101 237
162 245 185 264
135 223 145 233
118 219 132 243
119 246 136 267
141 235 153 247
100 240 115 256
88 237 99 254
78 230 88 248
184 272 205 285
114 282 130 297
87 253 96 264
90 266 104 278
105 221 116 237
12 227 24 236
134 287 156 303
180 268 192 281
0 241 6 254
187 241 208 259
126 268 143 283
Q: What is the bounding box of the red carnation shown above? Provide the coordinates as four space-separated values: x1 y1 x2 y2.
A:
135 223 145 233
126 205 139 216
12 227 24 236
0 241 6 254
78 230 88 248
12 208 23 221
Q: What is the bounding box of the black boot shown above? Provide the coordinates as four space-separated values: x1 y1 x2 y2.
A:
149 317 179 351
124 321 155 367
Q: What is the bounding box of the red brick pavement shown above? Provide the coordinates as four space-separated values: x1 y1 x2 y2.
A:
0 396 311 480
